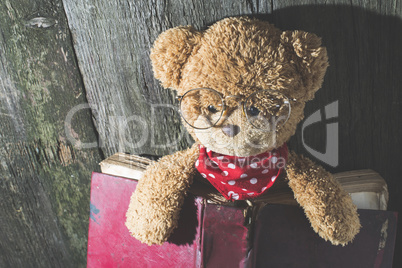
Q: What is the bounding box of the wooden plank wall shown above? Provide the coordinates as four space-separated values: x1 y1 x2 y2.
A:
1 0 401 267
0 0 102 267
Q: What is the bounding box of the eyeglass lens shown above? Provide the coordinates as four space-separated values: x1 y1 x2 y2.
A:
179 88 290 131
180 88 224 129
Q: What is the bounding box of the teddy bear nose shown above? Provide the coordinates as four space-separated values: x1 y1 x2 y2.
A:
222 124 241 137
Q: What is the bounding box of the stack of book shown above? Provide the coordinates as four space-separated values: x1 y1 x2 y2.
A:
100 152 388 210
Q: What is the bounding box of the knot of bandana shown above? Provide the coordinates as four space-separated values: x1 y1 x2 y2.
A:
195 144 288 201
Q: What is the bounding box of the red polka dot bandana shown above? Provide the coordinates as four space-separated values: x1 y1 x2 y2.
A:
196 144 288 201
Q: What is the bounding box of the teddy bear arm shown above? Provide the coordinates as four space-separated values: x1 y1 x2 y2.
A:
285 151 361 245
125 143 199 245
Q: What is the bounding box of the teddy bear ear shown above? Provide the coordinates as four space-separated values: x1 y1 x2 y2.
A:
150 26 202 90
281 30 329 101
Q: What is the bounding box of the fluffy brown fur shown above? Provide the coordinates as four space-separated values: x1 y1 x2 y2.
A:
286 152 361 245
126 144 199 245
126 17 360 246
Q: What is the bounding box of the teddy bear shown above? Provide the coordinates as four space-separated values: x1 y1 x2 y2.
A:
126 16 361 246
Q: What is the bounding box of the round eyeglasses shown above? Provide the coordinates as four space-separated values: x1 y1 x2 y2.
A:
177 88 291 132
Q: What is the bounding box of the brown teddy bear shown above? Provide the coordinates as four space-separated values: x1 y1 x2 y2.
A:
126 17 360 246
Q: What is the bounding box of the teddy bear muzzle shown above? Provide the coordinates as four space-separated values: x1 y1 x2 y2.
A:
222 124 241 137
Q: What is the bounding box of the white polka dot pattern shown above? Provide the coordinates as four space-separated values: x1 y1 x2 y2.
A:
228 163 236 169
250 178 258 184
228 191 239 200
195 144 288 201
250 163 258 168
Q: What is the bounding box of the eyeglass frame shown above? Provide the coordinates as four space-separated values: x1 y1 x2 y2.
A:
176 87 293 131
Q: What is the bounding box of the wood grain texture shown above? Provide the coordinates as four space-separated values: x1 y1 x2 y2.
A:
0 0 102 267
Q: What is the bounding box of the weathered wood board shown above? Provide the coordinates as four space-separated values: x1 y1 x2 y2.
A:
0 0 102 267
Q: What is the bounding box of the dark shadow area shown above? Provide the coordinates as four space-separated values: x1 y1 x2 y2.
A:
167 194 199 245
252 5 402 267
254 205 397 267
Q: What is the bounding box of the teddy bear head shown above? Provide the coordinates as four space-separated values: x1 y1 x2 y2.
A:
151 17 328 156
